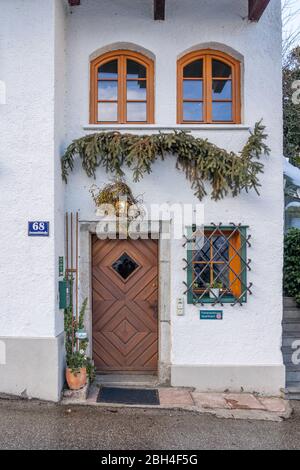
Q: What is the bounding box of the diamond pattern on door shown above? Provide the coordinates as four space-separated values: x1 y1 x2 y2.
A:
111 252 139 280
114 319 138 344
92 237 158 374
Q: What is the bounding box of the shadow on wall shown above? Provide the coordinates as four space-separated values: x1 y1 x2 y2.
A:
89 42 156 62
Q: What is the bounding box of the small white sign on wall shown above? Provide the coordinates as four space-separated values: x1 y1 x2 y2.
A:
176 297 185 316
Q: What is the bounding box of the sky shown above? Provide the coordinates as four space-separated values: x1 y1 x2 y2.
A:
283 0 300 46
289 7 300 33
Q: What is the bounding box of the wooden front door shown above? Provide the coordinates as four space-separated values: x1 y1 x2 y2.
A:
92 237 158 374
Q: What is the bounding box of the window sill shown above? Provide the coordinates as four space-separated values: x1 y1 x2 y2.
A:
188 296 247 305
82 124 251 132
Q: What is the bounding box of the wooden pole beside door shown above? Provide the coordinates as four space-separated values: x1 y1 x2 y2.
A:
66 213 69 275
75 212 79 351
65 211 80 353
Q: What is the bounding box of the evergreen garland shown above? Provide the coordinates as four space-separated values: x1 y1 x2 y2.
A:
61 121 270 201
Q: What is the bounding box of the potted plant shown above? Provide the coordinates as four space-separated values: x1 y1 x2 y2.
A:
209 281 223 300
64 298 95 390
65 352 88 391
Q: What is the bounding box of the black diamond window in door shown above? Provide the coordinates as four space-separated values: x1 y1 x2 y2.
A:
112 253 139 280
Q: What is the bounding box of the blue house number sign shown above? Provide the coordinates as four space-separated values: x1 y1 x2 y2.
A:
28 221 49 237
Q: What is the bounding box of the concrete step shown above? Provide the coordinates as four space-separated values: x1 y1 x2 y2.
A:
284 386 300 400
282 357 300 367
282 323 300 333
282 348 291 354
283 304 300 311
282 337 300 347
287 371 300 381
286 385 300 393
282 340 300 368
283 296 298 308
282 309 300 320
282 354 297 365
283 333 300 342
285 357 300 366
286 394 300 400
285 366 300 376
95 374 160 389
283 297 300 390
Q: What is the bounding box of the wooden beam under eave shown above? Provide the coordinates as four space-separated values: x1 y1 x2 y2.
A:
154 0 165 20
248 0 270 22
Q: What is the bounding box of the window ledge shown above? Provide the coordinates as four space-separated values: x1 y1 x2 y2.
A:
189 297 247 305
82 124 251 132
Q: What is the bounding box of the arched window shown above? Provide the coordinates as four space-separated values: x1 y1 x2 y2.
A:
177 50 241 124
90 50 154 124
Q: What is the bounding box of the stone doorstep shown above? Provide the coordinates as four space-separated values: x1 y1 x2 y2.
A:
61 385 292 422
158 388 194 406
62 383 89 402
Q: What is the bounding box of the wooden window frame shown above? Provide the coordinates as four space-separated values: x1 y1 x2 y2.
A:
186 226 248 305
177 50 241 124
90 50 154 125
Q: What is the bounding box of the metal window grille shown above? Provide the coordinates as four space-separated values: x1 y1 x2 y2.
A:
183 223 252 306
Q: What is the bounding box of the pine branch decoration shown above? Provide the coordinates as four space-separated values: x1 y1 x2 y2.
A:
61 121 270 201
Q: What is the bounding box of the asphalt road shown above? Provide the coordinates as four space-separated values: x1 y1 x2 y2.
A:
0 399 300 450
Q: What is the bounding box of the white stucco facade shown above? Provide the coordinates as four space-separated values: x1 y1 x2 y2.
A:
0 0 284 400
0 0 66 400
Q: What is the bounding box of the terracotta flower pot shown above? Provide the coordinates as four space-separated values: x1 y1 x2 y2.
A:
66 367 87 390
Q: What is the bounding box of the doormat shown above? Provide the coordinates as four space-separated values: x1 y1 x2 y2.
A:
97 387 160 405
